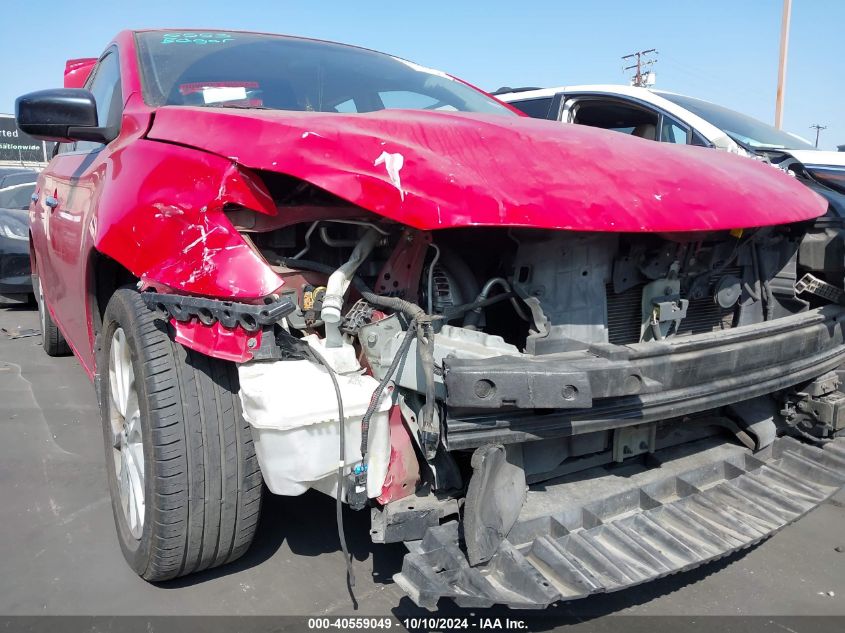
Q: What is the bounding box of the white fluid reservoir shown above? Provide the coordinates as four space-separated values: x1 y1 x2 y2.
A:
238 343 391 499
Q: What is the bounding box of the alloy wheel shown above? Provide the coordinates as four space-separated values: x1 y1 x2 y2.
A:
108 327 145 539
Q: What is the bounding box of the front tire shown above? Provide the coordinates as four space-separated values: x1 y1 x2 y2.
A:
98 288 262 581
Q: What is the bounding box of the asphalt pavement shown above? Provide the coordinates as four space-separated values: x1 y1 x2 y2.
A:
1 303 843 626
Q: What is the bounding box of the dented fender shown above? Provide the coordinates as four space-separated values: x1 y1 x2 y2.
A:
94 139 283 299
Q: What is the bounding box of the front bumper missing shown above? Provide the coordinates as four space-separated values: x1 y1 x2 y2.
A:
394 436 845 609
445 306 845 449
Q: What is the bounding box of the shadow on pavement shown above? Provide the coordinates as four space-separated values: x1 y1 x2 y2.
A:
159 482 752 626
156 488 407 590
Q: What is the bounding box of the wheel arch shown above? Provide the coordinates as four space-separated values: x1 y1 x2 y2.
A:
87 248 138 339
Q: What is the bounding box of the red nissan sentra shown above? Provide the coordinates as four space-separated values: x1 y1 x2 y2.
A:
16 30 845 608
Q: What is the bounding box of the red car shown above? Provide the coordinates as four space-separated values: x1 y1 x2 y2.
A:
17 30 845 608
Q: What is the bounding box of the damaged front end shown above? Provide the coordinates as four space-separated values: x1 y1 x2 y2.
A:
124 102 845 607
136 167 845 607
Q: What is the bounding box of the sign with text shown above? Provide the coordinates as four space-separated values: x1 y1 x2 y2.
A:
0 115 49 163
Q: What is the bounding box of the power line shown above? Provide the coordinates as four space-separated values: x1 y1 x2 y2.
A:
658 54 764 104
622 49 658 87
810 123 827 148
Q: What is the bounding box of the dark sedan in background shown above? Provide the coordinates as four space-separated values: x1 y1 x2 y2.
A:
0 168 36 304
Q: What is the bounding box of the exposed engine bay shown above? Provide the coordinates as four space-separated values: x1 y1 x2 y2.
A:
139 186 845 608
27 28 845 606
168 188 835 494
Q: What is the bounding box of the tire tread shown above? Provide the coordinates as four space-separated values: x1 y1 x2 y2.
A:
99 288 261 581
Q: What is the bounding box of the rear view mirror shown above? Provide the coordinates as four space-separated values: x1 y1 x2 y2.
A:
15 89 111 143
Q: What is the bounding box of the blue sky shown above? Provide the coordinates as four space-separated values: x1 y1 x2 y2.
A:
1 0 841 149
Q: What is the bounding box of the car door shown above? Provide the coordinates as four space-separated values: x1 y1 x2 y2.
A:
559 92 711 146
41 49 122 359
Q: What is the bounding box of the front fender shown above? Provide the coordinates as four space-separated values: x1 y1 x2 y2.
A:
95 139 282 299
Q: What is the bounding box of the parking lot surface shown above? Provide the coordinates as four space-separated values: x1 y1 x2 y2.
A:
1 304 843 624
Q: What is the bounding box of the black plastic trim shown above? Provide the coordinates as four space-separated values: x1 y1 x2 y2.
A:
141 291 295 332
445 307 845 449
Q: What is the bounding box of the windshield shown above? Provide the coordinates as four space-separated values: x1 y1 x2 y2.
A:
135 31 512 116
659 92 815 151
0 182 35 209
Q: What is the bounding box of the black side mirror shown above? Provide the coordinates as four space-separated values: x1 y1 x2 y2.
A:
15 88 113 144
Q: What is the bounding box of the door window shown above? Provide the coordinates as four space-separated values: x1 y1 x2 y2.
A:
76 52 123 152
569 99 659 140
509 97 553 119
659 115 690 144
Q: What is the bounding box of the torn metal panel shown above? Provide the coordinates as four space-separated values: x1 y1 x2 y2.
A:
95 140 283 300
377 406 421 505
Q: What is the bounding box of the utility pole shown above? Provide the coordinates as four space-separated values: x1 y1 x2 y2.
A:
810 124 827 148
774 0 792 129
622 49 658 87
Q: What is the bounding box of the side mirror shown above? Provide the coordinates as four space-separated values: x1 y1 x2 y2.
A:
15 88 112 144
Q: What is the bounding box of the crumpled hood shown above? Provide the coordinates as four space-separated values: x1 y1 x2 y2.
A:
148 107 827 232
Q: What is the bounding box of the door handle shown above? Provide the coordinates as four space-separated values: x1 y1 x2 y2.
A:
45 196 59 209
31 193 39 202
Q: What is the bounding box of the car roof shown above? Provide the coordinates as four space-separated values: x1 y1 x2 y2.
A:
495 84 663 101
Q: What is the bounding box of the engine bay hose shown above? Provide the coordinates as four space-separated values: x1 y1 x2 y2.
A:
322 229 382 325
441 292 516 321
277 257 374 295
277 261 460 461
463 277 531 328
278 258 515 321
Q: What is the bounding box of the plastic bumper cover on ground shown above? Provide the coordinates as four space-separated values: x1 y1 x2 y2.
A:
394 436 845 609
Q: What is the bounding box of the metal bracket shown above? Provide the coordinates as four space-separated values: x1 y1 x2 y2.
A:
142 291 295 332
370 491 459 543
646 295 688 341
612 423 656 462
652 297 689 322
795 273 845 304
789 391 845 430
